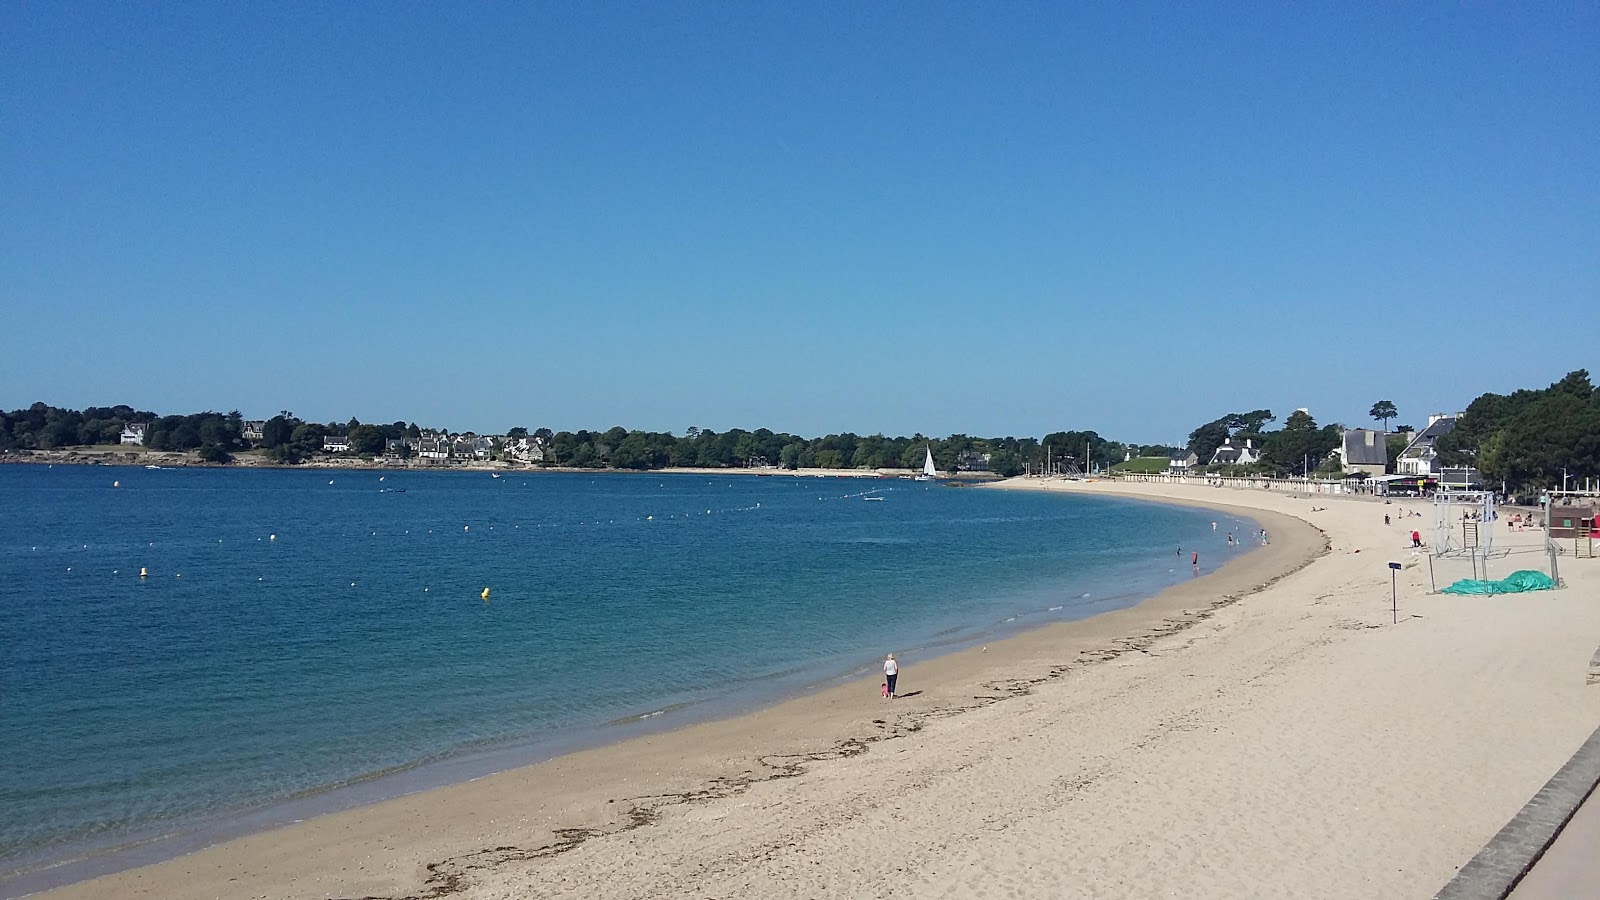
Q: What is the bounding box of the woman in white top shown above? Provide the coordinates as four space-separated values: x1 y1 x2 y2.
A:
883 653 899 699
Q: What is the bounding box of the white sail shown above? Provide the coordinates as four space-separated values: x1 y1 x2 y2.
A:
921 447 937 479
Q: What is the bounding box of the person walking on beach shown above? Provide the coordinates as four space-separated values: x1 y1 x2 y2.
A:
883 654 899 699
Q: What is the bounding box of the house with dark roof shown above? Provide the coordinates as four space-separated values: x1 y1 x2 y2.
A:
1336 428 1389 477
241 420 266 441
119 424 146 445
1167 450 1199 474
1396 414 1460 476
1208 437 1261 467
322 435 351 453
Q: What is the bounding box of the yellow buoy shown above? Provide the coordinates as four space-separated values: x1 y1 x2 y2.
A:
140 567 147 578
481 587 491 602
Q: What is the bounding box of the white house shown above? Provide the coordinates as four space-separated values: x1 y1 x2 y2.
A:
503 437 544 462
241 420 266 441
323 435 351 453
1396 414 1460 476
1208 437 1261 467
120 424 146 445
417 438 449 460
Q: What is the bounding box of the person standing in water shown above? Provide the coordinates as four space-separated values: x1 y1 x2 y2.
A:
883 653 899 699
1191 550 1199 572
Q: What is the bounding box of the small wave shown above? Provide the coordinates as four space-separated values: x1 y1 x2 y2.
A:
603 701 695 727
1048 606 1063 611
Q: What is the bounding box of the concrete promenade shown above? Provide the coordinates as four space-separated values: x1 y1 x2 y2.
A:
1508 786 1600 898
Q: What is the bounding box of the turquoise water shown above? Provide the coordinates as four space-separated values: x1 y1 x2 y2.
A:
0 465 1253 889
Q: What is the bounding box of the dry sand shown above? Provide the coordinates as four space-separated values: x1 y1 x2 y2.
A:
29 478 1600 900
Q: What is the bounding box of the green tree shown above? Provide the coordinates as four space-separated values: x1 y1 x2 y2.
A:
1369 400 1398 432
348 424 386 456
1386 433 1410 474
262 415 296 448
1186 421 1230 466
987 449 1024 477
1261 410 1340 476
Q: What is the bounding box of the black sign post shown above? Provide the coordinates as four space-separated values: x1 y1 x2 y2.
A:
1388 562 1402 624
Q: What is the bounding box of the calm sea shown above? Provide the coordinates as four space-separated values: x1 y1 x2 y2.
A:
0 465 1253 891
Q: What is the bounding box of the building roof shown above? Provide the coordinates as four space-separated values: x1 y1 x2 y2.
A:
1341 428 1388 467
1399 416 1457 459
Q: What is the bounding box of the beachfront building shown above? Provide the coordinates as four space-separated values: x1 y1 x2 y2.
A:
1207 437 1260 467
956 450 992 471
322 435 352 453
417 438 449 460
472 436 495 460
503 437 544 462
1335 428 1389 477
241 420 266 441
1396 414 1460 476
1166 450 1199 474
119 424 146 445
450 436 477 459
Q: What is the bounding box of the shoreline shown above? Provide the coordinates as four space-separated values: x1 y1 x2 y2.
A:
13 484 1320 899
0 448 988 480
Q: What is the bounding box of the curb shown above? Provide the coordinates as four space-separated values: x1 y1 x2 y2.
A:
1433 724 1600 899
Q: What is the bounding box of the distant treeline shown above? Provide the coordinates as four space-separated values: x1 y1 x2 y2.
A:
8 370 1592 488
0 404 1177 476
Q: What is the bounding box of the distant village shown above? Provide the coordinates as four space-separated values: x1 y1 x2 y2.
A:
1159 412 1480 494
115 421 550 465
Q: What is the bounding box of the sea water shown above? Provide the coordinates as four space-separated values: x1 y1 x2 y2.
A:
0 465 1254 889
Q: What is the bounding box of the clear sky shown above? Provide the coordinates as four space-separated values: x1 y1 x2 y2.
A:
4 3 1595 444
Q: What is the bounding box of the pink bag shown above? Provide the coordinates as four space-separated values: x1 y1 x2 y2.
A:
881 683 890 698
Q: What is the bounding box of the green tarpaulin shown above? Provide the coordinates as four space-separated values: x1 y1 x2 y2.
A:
1440 569 1558 596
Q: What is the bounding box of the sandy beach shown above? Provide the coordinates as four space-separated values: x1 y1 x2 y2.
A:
27 478 1600 900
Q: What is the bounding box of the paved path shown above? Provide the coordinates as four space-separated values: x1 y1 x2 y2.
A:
1507 786 1600 899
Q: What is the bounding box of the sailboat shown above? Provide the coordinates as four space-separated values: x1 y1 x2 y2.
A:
915 447 938 482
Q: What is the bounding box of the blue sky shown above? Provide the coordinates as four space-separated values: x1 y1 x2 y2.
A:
4 3 1595 444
